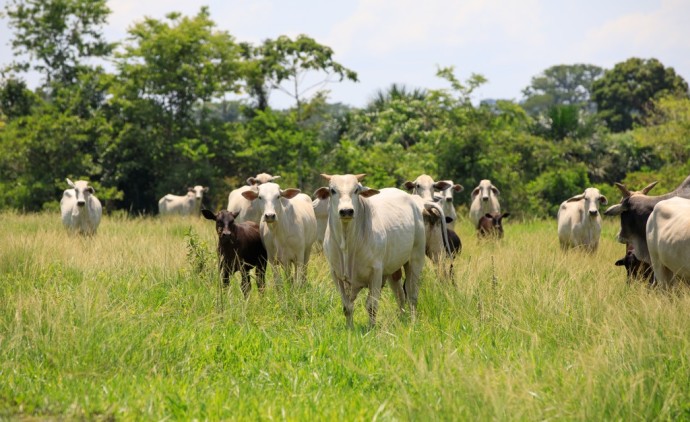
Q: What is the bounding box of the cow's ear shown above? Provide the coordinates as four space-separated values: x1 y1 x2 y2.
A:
66 178 76 188
201 209 216 220
491 186 500 196
472 187 480 198
320 174 332 181
484 213 494 219
599 195 608 205
281 188 301 199
403 181 415 191
87 186 95 194
241 189 259 201
271 175 281 181
501 212 510 219
355 173 367 181
435 181 451 191
453 184 464 192
230 210 240 219
314 187 330 200
203 187 209 192
604 203 624 216
246 177 256 186
359 188 380 198
615 258 625 267
566 194 585 202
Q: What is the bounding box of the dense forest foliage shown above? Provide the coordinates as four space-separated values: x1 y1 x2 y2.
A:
1 1 689 217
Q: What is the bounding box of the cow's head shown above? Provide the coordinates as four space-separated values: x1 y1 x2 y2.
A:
472 179 499 202
188 185 208 200
403 174 450 201
202 209 239 239
604 181 657 245
247 173 280 186
566 187 607 218
315 174 379 221
241 182 299 224
66 178 94 207
484 212 510 237
437 180 463 203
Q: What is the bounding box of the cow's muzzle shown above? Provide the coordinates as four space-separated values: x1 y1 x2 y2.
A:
589 210 599 216
482 196 489 202
339 208 354 219
264 213 276 223
77 201 85 207
446 197 453 202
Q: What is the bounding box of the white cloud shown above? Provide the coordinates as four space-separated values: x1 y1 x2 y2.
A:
328 0 544 57
576 0 690 67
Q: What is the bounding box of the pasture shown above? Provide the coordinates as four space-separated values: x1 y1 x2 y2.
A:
1 212 689 420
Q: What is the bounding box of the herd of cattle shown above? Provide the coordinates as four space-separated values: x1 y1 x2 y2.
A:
58 172 690 326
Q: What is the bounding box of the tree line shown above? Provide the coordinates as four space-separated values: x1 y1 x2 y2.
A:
1 0 688 218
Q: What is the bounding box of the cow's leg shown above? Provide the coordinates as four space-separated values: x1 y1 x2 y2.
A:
333 275 355 328
240 265 251 298
403 256 424 322
255 264 266 293
220 262 231 287
653 264 674 290
366 267 384 327
387 270 406 317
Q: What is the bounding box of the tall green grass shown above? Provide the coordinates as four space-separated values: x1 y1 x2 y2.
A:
1 212 689 420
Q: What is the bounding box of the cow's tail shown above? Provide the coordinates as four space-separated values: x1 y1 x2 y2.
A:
423 202 452 257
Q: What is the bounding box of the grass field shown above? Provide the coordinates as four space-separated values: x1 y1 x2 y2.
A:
1 211 689 420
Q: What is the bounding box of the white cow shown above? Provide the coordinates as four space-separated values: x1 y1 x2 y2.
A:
557 187 608 252
314 174 427 328
60 178 102 236
227 173 280 223
158 185 208 216
312 196 329 248
436 180 464 231
469 179 501 228
241 182 317 285
646 196 690 288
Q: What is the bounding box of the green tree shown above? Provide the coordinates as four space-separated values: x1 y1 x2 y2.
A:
522 64 603 115
108 7 243 211
2 0 113 86
242 35 358 113
591 57 689 132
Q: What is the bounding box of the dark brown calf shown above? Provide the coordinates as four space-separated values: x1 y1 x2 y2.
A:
477 212 510 238
615 244 653 284
202 209 267 297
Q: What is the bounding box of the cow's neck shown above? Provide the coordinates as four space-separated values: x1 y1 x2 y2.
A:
328 197 370 282
266 201 292 244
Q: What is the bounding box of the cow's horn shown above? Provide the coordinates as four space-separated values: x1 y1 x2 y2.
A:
614 182 631 198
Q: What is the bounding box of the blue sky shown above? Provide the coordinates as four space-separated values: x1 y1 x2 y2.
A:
1 0 688 109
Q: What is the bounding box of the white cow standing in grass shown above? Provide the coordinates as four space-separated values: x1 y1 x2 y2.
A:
227 173 280 223
158 185 208 216
60 178 102 236
557 187 607 252
646 196 690 288
315 174 427 328
469 179 501 228
241 182 317 285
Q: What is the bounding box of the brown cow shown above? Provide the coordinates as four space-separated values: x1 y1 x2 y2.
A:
202 209 267 297
477 212 510 239
615 244 653 283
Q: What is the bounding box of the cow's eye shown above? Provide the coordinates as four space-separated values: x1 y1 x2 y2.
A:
258 196 262 200
330 188 336 195
416 184 420 188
